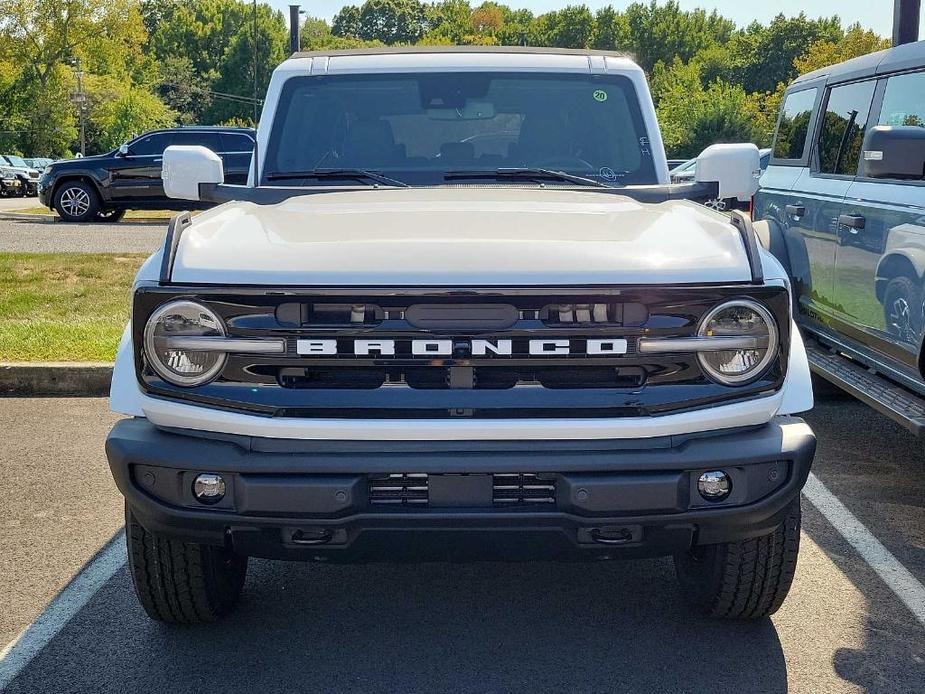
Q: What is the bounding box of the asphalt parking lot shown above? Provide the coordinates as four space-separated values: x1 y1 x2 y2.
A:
0 215 165 254
0 391 923 693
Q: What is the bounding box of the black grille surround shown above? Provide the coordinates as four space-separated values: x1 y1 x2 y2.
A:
133 284 791 419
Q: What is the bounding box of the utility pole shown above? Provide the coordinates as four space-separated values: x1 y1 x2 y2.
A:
893 0 921 46
289 5 302 54
70 58 87 157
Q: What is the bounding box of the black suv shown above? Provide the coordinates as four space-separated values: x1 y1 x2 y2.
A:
38 127 255 222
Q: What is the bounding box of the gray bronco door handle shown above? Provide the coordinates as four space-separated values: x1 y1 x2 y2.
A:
838 213 866 231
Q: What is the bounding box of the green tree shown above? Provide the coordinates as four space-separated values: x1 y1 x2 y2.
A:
205 3 287 123
537 5 595 49
794 23 890 75
624 1 734 73
591 6 628 51
356 0 427 44
332 5 362 39
728 14 844 93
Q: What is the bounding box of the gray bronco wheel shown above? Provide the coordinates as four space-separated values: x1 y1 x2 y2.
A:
674 498 801 619
53 181 99 222
883 275 922 344
125 504 248 624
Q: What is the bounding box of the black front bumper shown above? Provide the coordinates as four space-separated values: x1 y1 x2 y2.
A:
106 416 815 562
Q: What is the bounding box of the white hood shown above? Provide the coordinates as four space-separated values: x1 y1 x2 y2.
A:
170 188 751 285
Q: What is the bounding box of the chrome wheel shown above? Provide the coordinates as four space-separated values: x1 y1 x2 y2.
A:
59 186 91 217
704 198 727 211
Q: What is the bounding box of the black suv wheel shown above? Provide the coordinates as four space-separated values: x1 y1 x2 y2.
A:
125 504 248 624
53 181 99 222
674 498 801 619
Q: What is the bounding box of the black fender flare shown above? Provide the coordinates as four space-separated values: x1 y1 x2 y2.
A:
752 217 792 278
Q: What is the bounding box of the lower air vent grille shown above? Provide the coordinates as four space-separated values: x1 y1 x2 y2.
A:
493 473 556 505
368 473 429 505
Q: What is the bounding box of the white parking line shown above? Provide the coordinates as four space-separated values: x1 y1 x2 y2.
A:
0 531 126 691
802 472 925 629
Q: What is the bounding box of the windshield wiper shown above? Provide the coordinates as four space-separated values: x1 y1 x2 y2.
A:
444 167 611 188
264 168 409 187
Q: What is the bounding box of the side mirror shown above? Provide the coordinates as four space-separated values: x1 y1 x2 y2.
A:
861 126 925 179
695 143 760 201
118 143 129 156
162 145 224 201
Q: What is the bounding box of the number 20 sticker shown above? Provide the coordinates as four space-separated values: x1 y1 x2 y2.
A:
593 90 608 102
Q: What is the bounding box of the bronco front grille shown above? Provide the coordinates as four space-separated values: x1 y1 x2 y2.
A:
492 473 557 505
135 285 790 418
368 473 429 505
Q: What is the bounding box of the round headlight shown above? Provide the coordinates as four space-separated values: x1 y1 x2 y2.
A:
697 299 778 385
143 300 227 386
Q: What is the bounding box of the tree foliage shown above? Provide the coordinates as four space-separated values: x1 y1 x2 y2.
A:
0 0 892 159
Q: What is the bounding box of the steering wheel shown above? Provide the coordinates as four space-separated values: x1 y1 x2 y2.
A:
535 155 595 171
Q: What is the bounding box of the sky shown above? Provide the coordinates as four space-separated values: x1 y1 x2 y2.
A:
267 0 923 36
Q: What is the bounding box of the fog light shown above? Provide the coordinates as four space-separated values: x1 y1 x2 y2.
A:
193 473 225 504
697 471 731 501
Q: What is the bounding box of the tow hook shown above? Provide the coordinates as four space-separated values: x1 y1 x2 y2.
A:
288 528 333 545
589 527 636 545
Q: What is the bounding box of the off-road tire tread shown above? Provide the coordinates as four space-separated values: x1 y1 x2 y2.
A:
125 505 246 624
675 499 801 619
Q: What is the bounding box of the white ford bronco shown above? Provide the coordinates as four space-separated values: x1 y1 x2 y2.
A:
105 47 816 624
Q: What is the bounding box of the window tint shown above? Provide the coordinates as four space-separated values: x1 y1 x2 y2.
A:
879 71 925 128
773 89 816 160
129 134 170 156
220 133 255 152
816 80 876 176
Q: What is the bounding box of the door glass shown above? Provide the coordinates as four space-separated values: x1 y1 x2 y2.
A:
816 80 876 176
169 131 223 151
878 71 925 128
219 133 255 152
773 89 817 160
129 134 169 156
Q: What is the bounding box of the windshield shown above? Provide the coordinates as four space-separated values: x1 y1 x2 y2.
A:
6 155 27 167
264 72 657 187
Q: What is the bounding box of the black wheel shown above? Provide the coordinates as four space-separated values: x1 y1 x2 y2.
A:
883 275 923 344
125 504 247 624
674 498 801 619
53 180 99 222
96 208 126 222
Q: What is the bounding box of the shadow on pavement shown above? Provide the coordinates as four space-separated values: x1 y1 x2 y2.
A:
5 549 788 694
801 390 925 693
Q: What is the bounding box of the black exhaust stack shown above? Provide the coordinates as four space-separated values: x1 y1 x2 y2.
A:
893 0 921 46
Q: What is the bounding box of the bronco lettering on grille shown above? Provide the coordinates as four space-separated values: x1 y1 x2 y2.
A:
295 338 629 357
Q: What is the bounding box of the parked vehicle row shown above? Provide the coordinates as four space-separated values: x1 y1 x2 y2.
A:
754 39 925 434
38 126 255 222
0 154 40 196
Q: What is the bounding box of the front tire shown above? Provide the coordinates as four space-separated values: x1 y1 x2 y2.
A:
125 504 248 624
674 498 801 619
53 181 99 222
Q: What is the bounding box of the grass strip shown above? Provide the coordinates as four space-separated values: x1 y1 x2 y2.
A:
0 253 147 362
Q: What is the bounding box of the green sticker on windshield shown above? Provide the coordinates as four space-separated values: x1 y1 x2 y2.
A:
593 89 608 102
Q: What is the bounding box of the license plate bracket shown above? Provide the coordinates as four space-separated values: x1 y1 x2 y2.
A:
428 474 493 507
